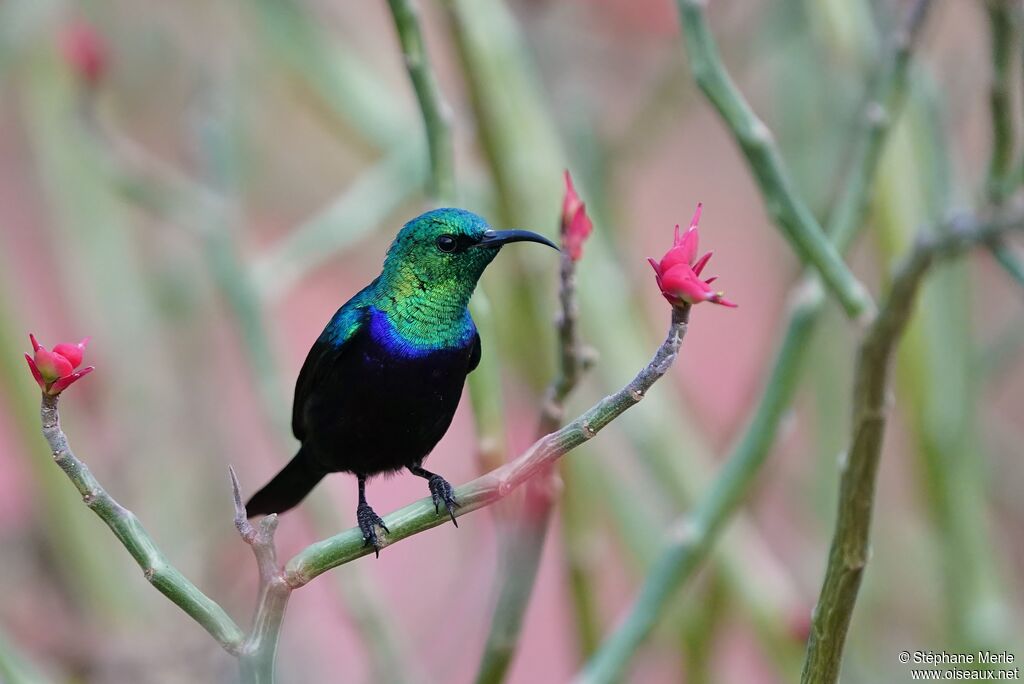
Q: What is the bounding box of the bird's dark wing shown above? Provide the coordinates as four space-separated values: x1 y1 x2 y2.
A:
467 330 481 373
291 287 373 441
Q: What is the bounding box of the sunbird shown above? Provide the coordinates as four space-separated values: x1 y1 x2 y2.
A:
246 208 557 553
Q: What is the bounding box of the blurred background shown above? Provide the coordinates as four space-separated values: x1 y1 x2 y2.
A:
0 0 1022 682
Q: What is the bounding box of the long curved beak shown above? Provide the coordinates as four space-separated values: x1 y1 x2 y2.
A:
476 229 559 251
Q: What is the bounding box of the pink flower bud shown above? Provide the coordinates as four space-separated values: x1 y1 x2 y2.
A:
561 170 593 262
58 20 107 88
53 338 90 368
648 203 736 309
25 333 95 395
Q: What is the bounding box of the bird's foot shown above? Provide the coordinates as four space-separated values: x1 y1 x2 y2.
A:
357 503 389 557
427 475 460 527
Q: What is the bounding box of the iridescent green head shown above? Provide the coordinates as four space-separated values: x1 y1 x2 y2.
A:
378 208 556 310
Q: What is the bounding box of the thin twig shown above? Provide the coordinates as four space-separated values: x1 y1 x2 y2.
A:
285 306 690 585
386 0 456 204
579 4 935 680
231 469 291 684
676 0 874 320
37 394 246 654
800 211 1024 684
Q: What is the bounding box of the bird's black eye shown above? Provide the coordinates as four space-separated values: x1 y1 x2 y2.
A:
436 234 458 253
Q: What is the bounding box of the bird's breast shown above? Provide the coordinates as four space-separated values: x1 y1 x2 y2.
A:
366 306 475 358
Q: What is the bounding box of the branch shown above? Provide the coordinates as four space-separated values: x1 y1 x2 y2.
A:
285 306 690 585
578 4 935 680
37 394 246 654
676 0 875 320
386 0 456 204
231 469 291 684
800 211 1024 684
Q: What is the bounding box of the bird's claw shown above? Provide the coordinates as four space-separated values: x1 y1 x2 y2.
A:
357 503 389 557
427 475 459 527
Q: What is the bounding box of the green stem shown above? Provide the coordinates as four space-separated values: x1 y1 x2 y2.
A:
467 292 508 473
676 0 874 320
985 0 1018 205
0 626 50 684
285 306 691 584
474 501 556 684
825 0 933 253
990 239 1024 289
386 0 456 204
579 3 934 679
578 281 821 684
985 1 1024 286
37 394 246 654
800 213 1024 684
252 147 425 301
245 0 409 151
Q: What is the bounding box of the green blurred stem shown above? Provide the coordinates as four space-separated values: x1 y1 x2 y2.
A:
285 306 691 584
579 4 933 680
990 239 1024 289
37 394 246 654
467 293 508 473
984 1 1024 286
676 0 874 320
475 247 591 684
986 0 1018 205
800 212 1024 684
252 147 424 301
385 0 456 204
385 0 510 488
826 0 934 253
474 500 555 684
579 282 821 684
245 0 408 151
0 626 50 684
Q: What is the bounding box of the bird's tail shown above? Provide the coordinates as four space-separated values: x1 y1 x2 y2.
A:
245 447 325 518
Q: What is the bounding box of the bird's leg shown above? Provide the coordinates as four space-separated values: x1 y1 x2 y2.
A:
408 465 459 527
356 475 388 557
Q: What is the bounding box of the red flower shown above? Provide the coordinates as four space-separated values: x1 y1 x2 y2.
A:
561 170 593 261
648 203 737 309
25 334 94 395
58 20 107 88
